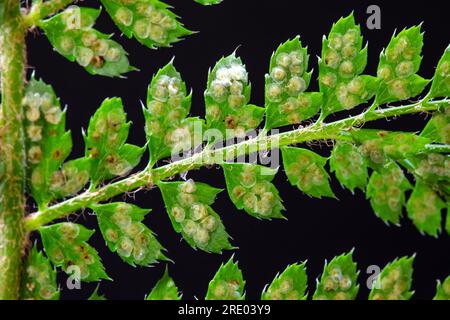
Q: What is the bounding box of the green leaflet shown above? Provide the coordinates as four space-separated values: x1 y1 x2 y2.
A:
313 251 359 300
329 142 368 193
421 109 450 144
434 276 450 300
354 129 431 169
430 46 450 98
91 202 168 266
376 26 429 104
159 179 233 253
101 0 192 49
39 222 109 282
369 256 415 300
265 37 322 128
41 6 134 77
20 244 59 300
146 267 182 300
222 163 284 219
406 181 445 237
24 76 90 207
319 13 378 115
205 53 264 139
366 162 412 225
281 147 335 198
85 97 145 187
144 61 203 165
88 285 107 300
206 257 245 300
261 263 308 300
195 0 223 5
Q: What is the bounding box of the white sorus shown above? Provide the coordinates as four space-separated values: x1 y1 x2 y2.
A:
389 79 409 99
105 228 119 242
321 73 337 88
149 24 166 43
228 65 247 82
92 39 109 56
297 94 312 108
81 31 97 47
58 223 80 241
28 146 42 164
329 33 343 50
343 29 358 45
339 60 354 77
177 191 196 207
289 63 304 75
290 51 304 66
280 98 298 113
44 108 62 125
27 125 43 142
180 179 196 194
193 228 209 245
115 7 133 26
239 167 256 188
395 61 414 77
228 94 245 108
324 49 341 69
276 52 291 68
210 80 228 102
105 47 121 63
341 45 357 59
76 47 94 67
124 223 145 238
160 16 177 30
63 6 81 30
133 246 147 261
168 126 192 150
40 93 53 110
347 77 364 95
271 66 287 82
148 100 164 116
182 219 197 236
286 76 306 96
266 83 283 101
168 77 181 96
112 207 132 228
133 19 150 39
230 80 243 95
377 65 393 81
190 203 208 221
25 92 42 109
26 107 40 122
150 9 164 24
136 2 154 17
201 215 217 232
107 158 132 176
117 237 134 257
58 36 75 54
171 206 186 223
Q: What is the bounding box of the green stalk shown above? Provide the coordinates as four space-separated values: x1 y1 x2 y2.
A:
23 98 448 231
0 0 27 300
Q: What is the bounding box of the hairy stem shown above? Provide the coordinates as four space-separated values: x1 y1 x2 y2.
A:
24 98 448 231
0 0 26 300
23 0 76 27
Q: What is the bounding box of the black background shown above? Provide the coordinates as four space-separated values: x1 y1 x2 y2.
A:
26 0 449 300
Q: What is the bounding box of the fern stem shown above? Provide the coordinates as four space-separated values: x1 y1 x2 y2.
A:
23 0 76 27
0 0 27 299
23 97 448 231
